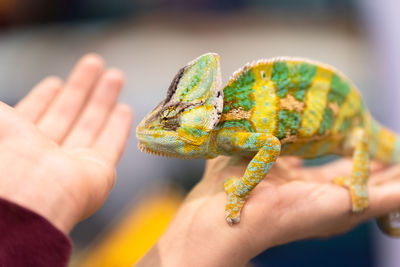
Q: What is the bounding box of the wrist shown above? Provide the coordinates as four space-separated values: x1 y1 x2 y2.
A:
0 151 81 234
141 201 251 267
0 178 79 234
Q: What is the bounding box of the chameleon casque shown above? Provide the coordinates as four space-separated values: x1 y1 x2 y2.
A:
136 53 400 236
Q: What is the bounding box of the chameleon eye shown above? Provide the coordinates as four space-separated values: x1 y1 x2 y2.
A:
161 107 175 119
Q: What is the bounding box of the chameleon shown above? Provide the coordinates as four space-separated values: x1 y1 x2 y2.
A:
136 52 400 236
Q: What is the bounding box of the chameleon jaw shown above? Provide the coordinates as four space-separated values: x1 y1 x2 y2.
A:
137 142 192 159
137 142 172 157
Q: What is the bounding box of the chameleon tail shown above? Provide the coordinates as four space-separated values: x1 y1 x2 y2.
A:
365 114 400 165
365 113 400 236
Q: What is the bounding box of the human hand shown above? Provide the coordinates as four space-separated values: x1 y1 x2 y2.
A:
140 156 400 267
0 54 132 234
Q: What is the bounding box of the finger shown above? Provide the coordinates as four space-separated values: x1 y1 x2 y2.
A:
369 160 388 173
309 158 353 180
0 101 49 143
325 174 400 226
63 69 124 148
304 163 400 228
370 164 400 186
305 159 386 183
278 156 303 168
15 77 62 123
92 104 133 165
37 54 104 143
0 101 22 138
355 181 400 221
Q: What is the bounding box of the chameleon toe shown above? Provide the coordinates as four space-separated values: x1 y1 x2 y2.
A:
225 212 241 225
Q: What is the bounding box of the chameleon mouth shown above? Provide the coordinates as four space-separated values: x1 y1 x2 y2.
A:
138 143 168 157
137 142 191 159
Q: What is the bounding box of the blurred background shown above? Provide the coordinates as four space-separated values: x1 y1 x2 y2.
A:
1 0 400 266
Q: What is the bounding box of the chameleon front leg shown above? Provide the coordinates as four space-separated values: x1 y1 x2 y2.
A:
217 131 281 224
334 128 370 212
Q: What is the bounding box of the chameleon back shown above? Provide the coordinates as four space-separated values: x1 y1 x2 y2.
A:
218 57 399 162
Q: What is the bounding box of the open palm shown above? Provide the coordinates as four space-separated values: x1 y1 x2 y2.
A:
0 54 132 234
152 155 400 266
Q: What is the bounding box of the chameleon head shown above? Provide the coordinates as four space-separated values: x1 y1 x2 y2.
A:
136 53 224 158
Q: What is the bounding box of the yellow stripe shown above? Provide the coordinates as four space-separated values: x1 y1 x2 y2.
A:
375 128 396 163
250 64 278 135
298 67 332 137
332 89 361 133
76 190 183 267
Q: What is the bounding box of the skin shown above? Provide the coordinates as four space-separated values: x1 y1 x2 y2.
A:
138 155 400 267
0 54 132 234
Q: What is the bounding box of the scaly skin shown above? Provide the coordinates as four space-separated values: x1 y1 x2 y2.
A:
136 53 400 235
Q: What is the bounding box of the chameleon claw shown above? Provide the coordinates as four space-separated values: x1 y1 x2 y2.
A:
225 212 233 225
225 212 240 225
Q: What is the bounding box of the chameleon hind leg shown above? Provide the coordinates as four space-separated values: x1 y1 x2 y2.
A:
218 131 281 224
333 128 370 212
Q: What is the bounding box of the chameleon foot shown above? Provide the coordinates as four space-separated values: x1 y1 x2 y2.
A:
334 176 369 212
225 192 246 225
224 177 247 225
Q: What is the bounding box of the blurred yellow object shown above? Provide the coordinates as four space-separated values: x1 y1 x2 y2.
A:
77 189 183 267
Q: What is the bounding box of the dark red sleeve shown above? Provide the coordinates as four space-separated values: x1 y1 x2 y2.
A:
0 198 71 267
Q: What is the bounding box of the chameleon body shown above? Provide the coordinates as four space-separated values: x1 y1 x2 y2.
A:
136 53 400 235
